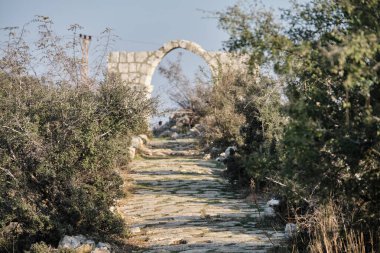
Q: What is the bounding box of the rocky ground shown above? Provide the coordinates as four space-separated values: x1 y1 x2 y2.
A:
118 138 287 253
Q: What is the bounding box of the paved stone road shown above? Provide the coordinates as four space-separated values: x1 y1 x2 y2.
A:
118 138 286 253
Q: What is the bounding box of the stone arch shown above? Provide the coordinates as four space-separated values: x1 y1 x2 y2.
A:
146 40 214 87
108 39 247 93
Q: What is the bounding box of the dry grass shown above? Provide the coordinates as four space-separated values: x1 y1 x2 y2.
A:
305 200 376 253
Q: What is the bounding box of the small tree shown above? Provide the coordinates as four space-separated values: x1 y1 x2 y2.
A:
158 52 212 117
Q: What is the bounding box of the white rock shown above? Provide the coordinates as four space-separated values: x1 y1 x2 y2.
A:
189 128 200 137
96 242 111 250
263 206 276 217
215 157 225 162
267 198 280 207
159 130 173 138
138 134 149 144
203 154 211 160
84 239 95 248
285 223 297 239
127 147 136 160
170 125 178 132
58 235 86 249
130 226 141 234
263 198 280 217
225 146 237 157
170 132 179 140
131 136 143 149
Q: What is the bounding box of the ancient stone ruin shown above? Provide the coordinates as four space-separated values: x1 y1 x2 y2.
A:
107 39 247 93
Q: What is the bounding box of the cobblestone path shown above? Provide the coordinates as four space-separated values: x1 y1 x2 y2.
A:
118 139 285 253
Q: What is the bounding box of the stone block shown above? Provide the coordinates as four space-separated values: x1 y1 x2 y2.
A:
155 50 165 59
134 52 148 62
120 73 129 82
179 40 188 49
163 42 172 52
107 63 118 72
147 57 159 66
202 53 212 62
199 52 209 61
119 52 128 62
139 64 148 74
188 43 204 54
128 73 140 83
127 52 134 62
129 63 137 72
171 40 180 48
118 63 129 73
144 75 152 86
108 52 119 63
149 61 160 70
140 75 147 84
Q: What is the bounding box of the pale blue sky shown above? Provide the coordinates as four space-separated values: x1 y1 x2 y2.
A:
0 0 299 52
0 0 305 122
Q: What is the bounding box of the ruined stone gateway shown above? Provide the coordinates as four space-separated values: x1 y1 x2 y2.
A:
107 39 247 93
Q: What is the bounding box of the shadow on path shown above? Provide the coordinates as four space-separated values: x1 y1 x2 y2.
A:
118 138 287 253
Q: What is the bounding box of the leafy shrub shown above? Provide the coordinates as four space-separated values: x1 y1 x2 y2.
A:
198 65 285 186
0 73 155 252
199 68 246 149
216 0 380 251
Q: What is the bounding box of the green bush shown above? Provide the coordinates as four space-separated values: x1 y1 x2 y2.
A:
216 0 379 250
198 66 284 186
0 73 154 252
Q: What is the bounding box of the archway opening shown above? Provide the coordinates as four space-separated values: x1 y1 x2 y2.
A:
150 48 212 127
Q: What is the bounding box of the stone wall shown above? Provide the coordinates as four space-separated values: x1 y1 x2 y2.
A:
107 40 248 93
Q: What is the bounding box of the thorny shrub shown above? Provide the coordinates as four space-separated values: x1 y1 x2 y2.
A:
0 17 156 252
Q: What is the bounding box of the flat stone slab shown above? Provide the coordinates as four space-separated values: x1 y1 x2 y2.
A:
119 138 286 252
